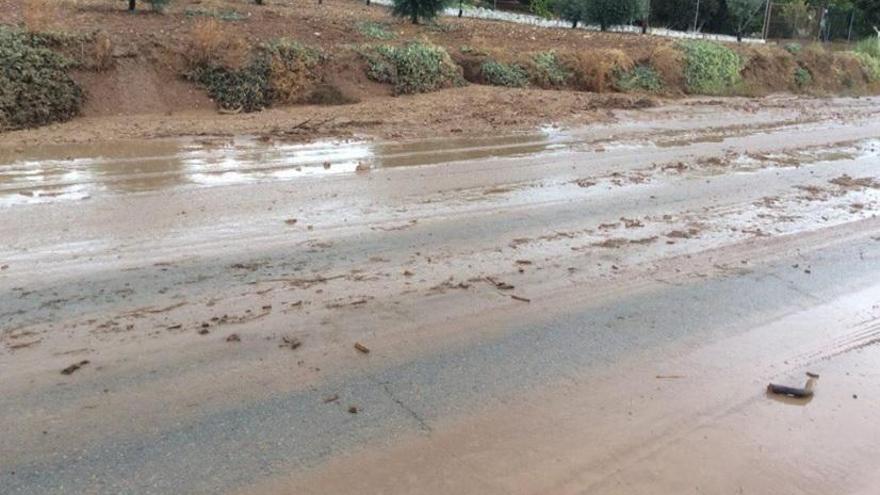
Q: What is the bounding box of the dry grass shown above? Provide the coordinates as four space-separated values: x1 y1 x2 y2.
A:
268 53 317 104
560 49 634 93
186 18 249 69
22 0 61 32
650 44 685 91
92 30 114 71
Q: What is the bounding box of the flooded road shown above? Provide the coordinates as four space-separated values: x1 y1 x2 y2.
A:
2 96 880 494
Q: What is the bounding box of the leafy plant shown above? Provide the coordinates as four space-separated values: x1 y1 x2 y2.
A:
794 66 812 88
784 42 802 55
679 40 742 95
481 60 529 87
358 22 396 40
364 42 463 95
614 64 662 92
530 51 571 87
0 26 82 130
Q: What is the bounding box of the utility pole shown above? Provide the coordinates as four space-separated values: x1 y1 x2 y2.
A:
692 0 700 32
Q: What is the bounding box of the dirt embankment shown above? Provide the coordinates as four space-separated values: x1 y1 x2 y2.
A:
1 0 878 142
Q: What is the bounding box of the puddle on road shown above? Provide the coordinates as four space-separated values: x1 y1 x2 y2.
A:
0 127 575 207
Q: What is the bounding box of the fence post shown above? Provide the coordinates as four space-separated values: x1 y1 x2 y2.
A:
762 1 772 40
846 10 855 43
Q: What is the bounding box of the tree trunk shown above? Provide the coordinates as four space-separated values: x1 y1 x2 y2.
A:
129 0 136 11
601 22 607 32
411 13 418 25
571 20 578 29
737 30 743 42
459 0 463 17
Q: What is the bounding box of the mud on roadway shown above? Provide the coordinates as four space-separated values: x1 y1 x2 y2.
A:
2 95 880 494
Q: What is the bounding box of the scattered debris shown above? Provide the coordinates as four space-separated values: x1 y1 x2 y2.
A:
767 373 818 398
280 336 302 350
485 276 515 290
354 342 370 354
511 294 531 303
226 334 241 342
61 360 90 375
0 264 8 270
403 270 415 277
515 260 533 266
167 324 182 330
348 405 359 414
656 374 685 379
323 394 340 403
355 161 371 173
197 328 210 335
285 218 298 225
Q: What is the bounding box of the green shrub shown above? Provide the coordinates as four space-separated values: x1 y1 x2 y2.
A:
188 61 271 112
0 27 82 131
184 8 246 22
855 52 880 82
855 37 880 60
187 38 320 112
794 66 812 88
784 42 802 55
679 40 742 95
531 51 571 87
364 42 463 95
358 22 396 40
614 64 662 92
481 60 529 87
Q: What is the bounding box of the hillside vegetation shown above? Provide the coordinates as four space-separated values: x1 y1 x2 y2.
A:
1 0 878 131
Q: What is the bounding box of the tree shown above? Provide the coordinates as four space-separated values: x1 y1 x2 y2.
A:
727 0 766 41
392 0 447 24
583 0 648 31
555 0 586 28
853 0 880 31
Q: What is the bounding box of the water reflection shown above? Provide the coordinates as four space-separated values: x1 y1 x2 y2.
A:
0 127 575 207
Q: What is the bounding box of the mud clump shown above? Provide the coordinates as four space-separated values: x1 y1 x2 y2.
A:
61 360 90 375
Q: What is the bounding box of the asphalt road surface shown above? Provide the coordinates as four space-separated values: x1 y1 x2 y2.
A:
2 96 880 494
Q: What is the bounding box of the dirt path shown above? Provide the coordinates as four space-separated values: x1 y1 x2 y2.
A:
2 96 880 494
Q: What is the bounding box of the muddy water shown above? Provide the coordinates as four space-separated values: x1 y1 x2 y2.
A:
0 127 577 207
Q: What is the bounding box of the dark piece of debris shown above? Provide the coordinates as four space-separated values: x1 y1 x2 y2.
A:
226 334 241 342
354 342 370 354
323 394 340 403
511 295 531 303
285 218 298 225
61 360 90 375
280 336 302 350
348 406 359 414
767 373 818 398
